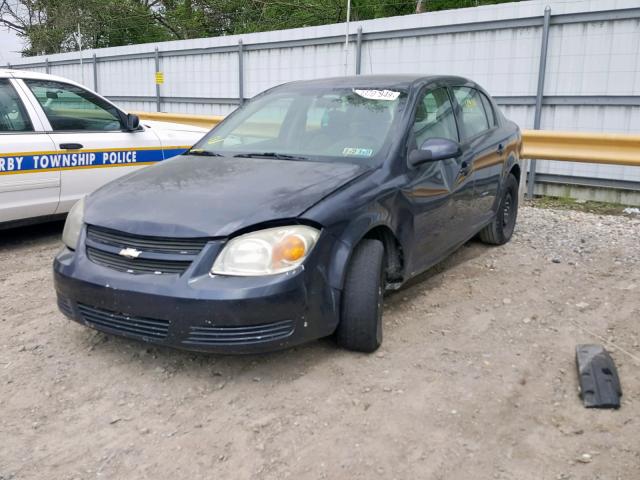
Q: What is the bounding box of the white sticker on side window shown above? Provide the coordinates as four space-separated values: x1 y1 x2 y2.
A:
353 89 400 101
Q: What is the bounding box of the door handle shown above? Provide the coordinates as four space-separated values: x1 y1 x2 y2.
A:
60 143 83 150
460 160 471 175
497 143 505 155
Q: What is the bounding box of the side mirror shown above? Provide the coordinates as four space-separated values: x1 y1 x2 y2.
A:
409 137 461 167
125 113 140 131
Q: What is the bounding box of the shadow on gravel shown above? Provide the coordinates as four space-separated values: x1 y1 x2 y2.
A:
71 322 340 380
386 238 491 302
0 220 64 249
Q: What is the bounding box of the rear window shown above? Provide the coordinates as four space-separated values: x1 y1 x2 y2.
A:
452 87 490 140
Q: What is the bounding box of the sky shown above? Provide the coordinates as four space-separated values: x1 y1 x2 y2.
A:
0 25 24 64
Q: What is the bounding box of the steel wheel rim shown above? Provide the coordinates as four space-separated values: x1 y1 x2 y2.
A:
502 192 513 228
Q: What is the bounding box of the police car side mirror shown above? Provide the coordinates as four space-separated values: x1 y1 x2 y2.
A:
125 113 140 131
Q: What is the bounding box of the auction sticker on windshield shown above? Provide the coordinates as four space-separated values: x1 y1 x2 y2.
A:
353 89 400 101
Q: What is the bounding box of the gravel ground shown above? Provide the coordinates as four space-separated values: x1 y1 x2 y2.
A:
1 205 639 480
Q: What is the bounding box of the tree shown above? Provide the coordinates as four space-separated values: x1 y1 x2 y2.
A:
1 0 516 57
1 0 171 55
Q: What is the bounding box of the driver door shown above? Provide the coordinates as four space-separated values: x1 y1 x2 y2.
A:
403 86 464 273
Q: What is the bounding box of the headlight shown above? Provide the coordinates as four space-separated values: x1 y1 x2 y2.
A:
62 197 85 250
211 225 320 276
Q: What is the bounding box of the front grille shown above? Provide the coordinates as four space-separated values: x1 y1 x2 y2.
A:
87 225 208 254
77 303 169 340
85 225 208 275
184 320 294 346
87 247 192 274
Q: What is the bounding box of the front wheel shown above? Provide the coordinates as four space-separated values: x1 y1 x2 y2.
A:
336 239 384 353
479 173 519 245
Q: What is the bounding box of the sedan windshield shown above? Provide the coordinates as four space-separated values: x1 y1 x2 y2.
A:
192 87 407 165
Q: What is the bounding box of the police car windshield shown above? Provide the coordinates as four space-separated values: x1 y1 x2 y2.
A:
193 87 407 165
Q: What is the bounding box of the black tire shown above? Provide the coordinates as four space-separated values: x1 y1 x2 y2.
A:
479 173 519 245
336 239 385 353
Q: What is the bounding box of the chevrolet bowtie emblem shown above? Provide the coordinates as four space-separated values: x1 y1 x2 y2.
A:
119 247 142 259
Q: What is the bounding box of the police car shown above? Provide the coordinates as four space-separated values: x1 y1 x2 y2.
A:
0 69 207 227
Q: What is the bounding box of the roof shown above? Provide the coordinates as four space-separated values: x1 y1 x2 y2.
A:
0 68 94 94
0 68 78 84
276 74 473 91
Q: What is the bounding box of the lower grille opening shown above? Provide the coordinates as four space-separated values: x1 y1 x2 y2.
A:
57 295 74 318
184 320 294 346
77 303 170 340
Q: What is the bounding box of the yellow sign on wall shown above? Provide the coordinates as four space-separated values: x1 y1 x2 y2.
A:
155 72 164 85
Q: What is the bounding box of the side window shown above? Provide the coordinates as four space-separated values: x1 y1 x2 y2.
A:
479 92 497 128
0 79 33 132
411 87 458 147
24 80 123 132
452 87 490 140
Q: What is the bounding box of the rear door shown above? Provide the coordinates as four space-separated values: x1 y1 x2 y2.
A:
450 86 504 228
0 78 59 224
17 78 167 213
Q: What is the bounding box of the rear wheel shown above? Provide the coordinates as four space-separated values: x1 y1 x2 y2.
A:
479 173 519 245
336 239 384 353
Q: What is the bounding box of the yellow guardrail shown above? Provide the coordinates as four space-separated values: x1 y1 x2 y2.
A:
521 130 640 167
134 111 223 130
135 112 640 167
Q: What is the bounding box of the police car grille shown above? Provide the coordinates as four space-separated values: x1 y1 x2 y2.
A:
77 303 169 339
86 225 208 255
183 320 294 346
86 247 192 275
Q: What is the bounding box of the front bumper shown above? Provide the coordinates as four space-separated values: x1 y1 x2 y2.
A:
53 229 341 354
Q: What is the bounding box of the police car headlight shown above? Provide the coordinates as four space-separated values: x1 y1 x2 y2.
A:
211 225 320 276
62 197 85 250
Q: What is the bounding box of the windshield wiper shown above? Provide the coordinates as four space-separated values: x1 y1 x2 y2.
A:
187 149 224 157
233 152 308 161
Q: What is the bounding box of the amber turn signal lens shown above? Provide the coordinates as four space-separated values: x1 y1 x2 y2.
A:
274 235 306 263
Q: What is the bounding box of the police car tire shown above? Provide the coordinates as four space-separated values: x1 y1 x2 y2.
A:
336 239 384 353
479 173 519 245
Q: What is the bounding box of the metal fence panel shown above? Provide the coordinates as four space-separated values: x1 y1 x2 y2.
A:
7 0 640 191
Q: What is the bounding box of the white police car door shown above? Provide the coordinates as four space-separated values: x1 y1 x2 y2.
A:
18 78 166 213
0 78 60 224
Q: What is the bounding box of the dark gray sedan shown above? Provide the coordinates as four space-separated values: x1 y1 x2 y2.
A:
54 75 522 354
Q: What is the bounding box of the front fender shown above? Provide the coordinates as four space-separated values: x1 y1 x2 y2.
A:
324 206 397 291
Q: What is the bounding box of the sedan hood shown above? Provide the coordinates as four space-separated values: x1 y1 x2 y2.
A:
85 155 367 237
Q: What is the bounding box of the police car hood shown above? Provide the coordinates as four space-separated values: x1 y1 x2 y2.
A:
85 155 368 237
141 119 208 134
